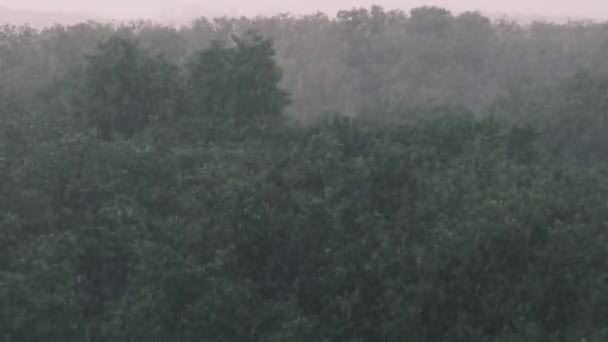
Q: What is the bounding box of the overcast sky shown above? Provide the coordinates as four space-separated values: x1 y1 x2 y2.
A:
2 0 608 20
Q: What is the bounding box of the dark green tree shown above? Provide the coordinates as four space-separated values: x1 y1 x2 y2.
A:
78 35 179 139
186 30 290 125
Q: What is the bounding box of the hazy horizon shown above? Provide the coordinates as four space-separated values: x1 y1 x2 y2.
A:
1 0 608 24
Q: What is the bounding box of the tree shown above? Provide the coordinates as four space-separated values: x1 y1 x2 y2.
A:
78 35 179 139
407 6 453 36
186 30 290 125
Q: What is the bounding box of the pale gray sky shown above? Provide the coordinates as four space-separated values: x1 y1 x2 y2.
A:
1 0 607 20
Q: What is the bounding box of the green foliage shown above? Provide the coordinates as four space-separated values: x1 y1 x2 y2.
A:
2 7 608 342
2 111 608 340
492 69 608 160
186 30 290 124
77 35 179 139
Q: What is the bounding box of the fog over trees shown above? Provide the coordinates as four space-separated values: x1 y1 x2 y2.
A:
1 4 608 341
5 0 608 22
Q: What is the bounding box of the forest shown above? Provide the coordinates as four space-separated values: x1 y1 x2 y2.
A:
1 5 608 341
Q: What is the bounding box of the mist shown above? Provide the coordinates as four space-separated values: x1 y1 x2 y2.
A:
2 0 608 22
4 0 608 339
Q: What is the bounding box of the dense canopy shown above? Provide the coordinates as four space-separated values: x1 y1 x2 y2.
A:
1 6 608 341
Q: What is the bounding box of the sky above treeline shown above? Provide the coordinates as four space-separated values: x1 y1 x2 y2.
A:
1 0 607 21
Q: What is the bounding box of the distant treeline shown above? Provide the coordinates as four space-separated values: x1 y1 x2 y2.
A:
2 6 608 157
1 6 608 115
